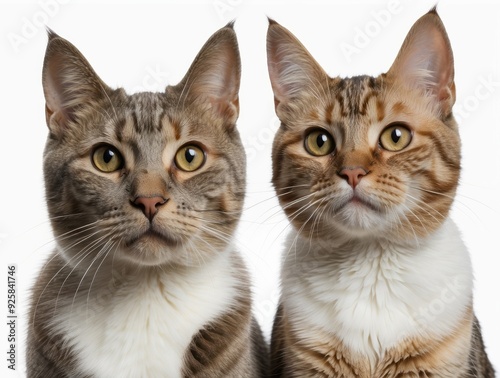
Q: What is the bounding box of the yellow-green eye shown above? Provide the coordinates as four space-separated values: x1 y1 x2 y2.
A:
379 124 412 152
304 129 335 156
92 145 124 172
175 144 205 172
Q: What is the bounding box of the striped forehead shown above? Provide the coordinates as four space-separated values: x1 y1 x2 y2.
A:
127 93 167 134
111 94 183 162
303 76 381 123
330 75 381 119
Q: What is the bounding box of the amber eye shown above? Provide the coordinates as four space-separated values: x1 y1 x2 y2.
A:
379 124 412 152
92 145 124 172
304 129 335 156
175 144 205 172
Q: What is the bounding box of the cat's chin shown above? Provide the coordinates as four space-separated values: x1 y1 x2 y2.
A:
330 197 389 237
118 230 184 266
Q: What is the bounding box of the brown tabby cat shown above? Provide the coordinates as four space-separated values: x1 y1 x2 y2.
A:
267 9 495 378
27 24 268 377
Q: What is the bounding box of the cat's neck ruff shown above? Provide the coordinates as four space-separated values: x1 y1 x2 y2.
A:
280 218 473 363
50 246 240 378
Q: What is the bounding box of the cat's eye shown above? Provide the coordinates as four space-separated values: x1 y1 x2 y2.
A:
304 129 335 156
92 145 124 173
379 124 412 152
175 144 205 172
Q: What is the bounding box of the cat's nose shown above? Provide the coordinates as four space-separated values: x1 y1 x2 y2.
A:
132 196 168 221
338 167 368 189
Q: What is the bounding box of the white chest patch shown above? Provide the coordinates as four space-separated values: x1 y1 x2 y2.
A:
281 220 473 362
51 252 238 378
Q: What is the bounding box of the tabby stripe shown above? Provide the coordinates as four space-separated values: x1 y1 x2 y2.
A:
156 110 166 132
218 151 245 188
273 304 363 377
428 132 460 170
131 110 140 133
114 118 126 143
182 295 253 376
391 101 407 114
335 94 348 117
308 109 320 122
367 76 378 89
376 99 385 122
128 138 142 163
324 103 334 125
168 114 182 140
417 168 457 194
358 91 376 116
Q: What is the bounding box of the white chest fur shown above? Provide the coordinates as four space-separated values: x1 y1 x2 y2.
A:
281 219 473 362
51 250 238 378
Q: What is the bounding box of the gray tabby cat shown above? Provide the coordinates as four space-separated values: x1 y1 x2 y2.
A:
27 24 268 378
266 9 495 378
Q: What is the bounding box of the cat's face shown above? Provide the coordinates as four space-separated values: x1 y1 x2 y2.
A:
42 26 244 267
267 12 459 242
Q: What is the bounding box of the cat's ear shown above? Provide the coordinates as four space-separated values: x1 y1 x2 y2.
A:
267 19 328 111
174 23 241 125
42 30 112 137
387 8 455 116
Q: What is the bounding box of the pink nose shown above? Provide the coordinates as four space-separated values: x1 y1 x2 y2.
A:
338 167 367 189
132 196 168 221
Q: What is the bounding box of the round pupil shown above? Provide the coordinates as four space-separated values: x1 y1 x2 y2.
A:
185 148 196 163
391 128 402 143
103 149 115 163
316 134 328 148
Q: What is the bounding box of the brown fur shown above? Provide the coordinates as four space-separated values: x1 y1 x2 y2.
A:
182 256 269 377
272 303 493 377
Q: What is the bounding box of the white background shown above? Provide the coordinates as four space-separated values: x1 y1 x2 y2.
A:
0 0 498 375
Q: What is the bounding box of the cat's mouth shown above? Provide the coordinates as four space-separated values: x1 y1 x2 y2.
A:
125 229 180 248
338 194 380 213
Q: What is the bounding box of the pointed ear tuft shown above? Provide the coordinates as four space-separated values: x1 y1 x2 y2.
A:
42 31 111 137
387 10 455 116
267 17 278 26
46 27 60 41
174 25 241 125
225 20 236 29
266 20 328 110
428 5 438 15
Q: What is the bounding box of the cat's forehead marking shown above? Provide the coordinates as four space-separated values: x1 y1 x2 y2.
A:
167 114 182 141
391 101 410 116
333 75 381 118
129 94 165 134
376 99 385 122
324 103 334 125
114 117 127 143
